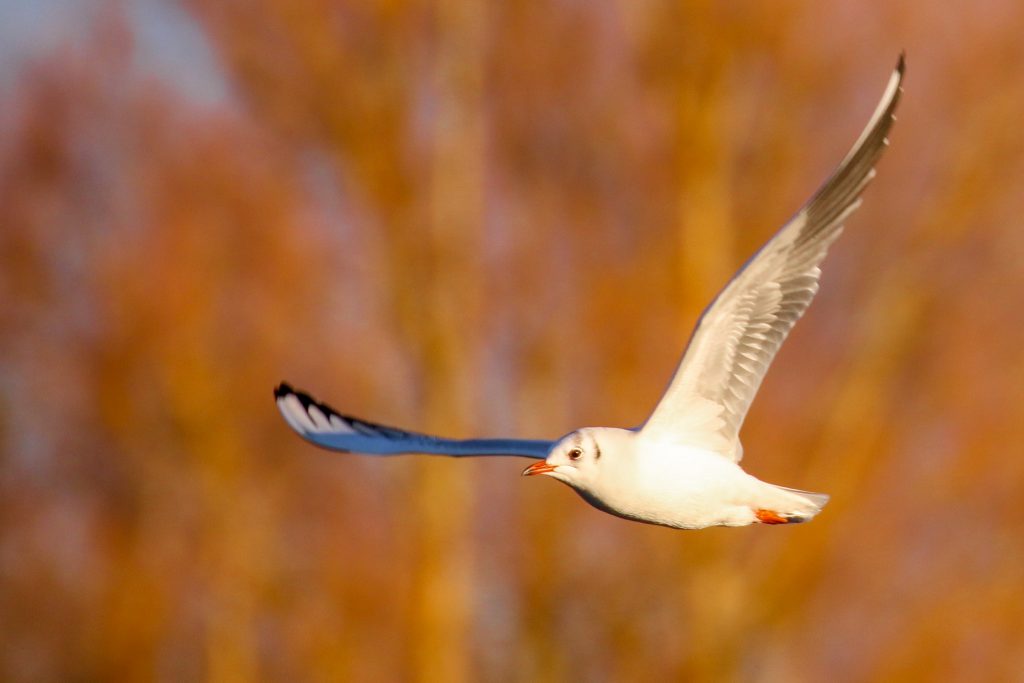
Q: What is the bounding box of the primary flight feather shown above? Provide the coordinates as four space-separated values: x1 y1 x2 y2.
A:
275 55 904 529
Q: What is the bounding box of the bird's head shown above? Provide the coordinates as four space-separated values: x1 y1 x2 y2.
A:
522 427 631 490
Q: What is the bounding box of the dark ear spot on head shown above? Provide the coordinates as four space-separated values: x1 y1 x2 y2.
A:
593 435 601 460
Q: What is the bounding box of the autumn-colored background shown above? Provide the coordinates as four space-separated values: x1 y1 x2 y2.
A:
2 1 1023 681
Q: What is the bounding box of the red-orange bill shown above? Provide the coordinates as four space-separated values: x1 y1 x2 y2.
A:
522 461 555 476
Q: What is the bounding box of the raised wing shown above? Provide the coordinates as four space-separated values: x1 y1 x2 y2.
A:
275 383 552 458
642 55 905 460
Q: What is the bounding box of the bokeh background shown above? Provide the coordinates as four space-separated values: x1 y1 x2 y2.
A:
2 1 1023 681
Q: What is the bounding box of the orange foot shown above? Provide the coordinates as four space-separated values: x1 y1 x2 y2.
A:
755 509 789 525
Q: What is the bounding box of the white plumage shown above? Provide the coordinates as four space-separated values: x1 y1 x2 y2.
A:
275 55 904 530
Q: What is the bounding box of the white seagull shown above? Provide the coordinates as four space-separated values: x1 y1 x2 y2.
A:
275 55 904 530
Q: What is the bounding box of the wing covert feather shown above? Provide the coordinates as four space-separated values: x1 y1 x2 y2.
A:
642 56 905 460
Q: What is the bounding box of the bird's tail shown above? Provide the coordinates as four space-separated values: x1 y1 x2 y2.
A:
769 485 830 523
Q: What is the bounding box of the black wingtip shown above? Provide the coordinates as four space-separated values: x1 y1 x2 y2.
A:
896 51 906 76
274 382 323 413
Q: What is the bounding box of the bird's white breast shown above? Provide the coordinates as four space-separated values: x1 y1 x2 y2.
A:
587 436 760 529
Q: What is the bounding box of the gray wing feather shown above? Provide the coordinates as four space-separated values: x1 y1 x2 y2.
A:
275 383 552 458
642 55 905 460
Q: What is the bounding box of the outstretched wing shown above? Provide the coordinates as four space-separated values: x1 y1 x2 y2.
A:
642 55 905 460
275 383 552 458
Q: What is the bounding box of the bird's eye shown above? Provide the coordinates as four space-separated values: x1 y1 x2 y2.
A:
568 447 583 461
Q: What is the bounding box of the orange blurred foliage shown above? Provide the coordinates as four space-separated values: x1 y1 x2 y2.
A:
1 1 1023 681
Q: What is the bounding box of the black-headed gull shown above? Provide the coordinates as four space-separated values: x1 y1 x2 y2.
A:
275 55 904 530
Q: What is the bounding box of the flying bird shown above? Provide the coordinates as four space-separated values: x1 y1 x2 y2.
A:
275 55 904 530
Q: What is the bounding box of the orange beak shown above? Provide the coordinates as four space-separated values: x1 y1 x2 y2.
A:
522 461 556 477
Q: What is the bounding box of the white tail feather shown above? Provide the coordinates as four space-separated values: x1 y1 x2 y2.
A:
771 484 830 522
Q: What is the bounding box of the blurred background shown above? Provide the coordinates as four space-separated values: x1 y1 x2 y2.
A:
1 1 1023 681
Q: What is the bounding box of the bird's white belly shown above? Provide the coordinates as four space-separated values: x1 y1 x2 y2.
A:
591 446 760 529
